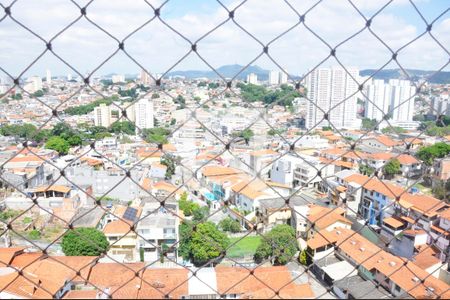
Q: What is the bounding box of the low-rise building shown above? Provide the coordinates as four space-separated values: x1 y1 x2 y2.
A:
136 200 179 262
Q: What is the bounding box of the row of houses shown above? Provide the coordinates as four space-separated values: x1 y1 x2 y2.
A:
307 227 450 299
0 247 316 299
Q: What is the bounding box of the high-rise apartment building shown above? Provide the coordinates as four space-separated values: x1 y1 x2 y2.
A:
135 98 154 130
246 73 258 85
430 97 449 116
279 71 288 84
24 76 43 93
268 70 279 85
364 79 392 121
140 69 154 86
112 74 125 84
305 67 359 129
364 79 415 122
94 104 112 127
123 103 136 123
46 69 52 85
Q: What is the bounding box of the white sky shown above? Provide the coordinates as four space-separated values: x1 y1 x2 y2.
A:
0 0 449 78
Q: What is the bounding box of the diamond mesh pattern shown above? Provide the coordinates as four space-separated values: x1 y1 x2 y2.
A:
0 0 449 299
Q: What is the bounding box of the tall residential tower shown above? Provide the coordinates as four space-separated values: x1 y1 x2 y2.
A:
364 79 415 123
305 67 359 129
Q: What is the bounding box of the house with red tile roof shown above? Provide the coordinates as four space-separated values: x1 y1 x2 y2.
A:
307 228 450 299
0 248 319 299
362 135 402 152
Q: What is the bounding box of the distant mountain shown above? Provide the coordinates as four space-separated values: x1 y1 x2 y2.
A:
168 64 271 80
164 66 450 84
360 69 450 84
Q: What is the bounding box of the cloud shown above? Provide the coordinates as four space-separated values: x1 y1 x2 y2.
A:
0 0 448 78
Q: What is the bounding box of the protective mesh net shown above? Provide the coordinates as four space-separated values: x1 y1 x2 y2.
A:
0 0 449 299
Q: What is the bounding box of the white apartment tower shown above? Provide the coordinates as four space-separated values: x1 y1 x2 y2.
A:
246 73 258 85
46 69 52 85
279 71 288 84
94 104 112 127
364 79 415 122
135 98 154 130
430 97 449 116
111 74 125 84
268 70 279 85
305 67 359 129
24 76 43 93
140 69 154 86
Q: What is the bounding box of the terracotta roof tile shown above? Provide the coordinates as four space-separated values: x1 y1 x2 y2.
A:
103 219 134 235
215 266 314 299
201 166 243 177
382 217 405 229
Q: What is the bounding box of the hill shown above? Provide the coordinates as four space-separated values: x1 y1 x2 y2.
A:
168 64 271 80
360 69 450 84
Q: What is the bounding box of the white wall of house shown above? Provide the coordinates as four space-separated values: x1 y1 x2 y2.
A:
362 138 392 151
312 246 335 261
271 159 294 186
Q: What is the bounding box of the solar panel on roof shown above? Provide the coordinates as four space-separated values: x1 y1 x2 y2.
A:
123 207 138 221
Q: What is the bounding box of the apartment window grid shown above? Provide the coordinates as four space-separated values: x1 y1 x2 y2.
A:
0 0 448 299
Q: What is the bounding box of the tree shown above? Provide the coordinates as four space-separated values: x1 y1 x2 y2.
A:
432 179 450 201
33 129 51 143
361 118 377 131
139 247 145 262
175 95 186 109
151 93 160 99
208 82 220 89
420 121 450 137
236 82 301 107
179 193 200 216
359 164 375 176
67 135 82 146
161 154 177 179
218 217 241 233
61 228 109 256
178 222 192 260
160 243 169 263
51 122 74 137
383 159 401 179
109 121 135 135
192 205 210 223
64 96 118 116
267 128 284 136
254 224 298 265
33 90 44 97
11 93 22 100
45 136 70 155
142 127 170 144
416 142 450 165
188 222 229 266
233 128 254 145
28 229 41 240
299 248 313 266
381 126 406 134
0 123 38 142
